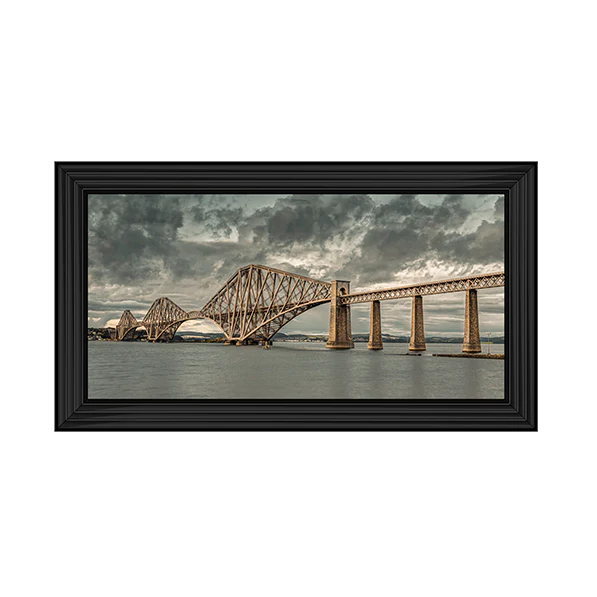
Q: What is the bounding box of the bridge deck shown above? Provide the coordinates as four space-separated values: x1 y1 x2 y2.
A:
340 272 505 305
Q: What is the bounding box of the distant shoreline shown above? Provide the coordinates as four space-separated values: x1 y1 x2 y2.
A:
88 327 504 344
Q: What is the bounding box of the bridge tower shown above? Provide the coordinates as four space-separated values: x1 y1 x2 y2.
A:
116 310 140 341
462 289 481 353
326 280 354 349
409 295 426 351
367 300 383 350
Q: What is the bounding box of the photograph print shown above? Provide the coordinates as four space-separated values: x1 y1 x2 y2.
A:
88 192 505 399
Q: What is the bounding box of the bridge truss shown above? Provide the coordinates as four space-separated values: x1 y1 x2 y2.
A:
116 299 190 342
200 264 331 342
340 272 505 305
115 310 140 341
115 265 332 343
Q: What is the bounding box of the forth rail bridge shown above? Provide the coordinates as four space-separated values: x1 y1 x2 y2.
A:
115 265 504 353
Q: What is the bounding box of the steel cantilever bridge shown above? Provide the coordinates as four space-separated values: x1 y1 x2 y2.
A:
116 264 505 353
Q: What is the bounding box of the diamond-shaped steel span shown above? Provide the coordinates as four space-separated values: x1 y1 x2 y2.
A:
115 309 140 340
141 297 189 341
198 264 332 341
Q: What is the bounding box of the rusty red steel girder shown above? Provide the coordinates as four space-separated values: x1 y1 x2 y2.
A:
114 266 505 342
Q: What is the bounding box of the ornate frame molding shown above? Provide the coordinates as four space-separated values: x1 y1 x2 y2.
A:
56 162 537 430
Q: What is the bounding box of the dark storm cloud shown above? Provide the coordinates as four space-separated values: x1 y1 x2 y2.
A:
429 220 503 263
375 194 469 228
89 193 503 286
242 194 376 248
190 203 245 238
88 298 153 312
337 194 503 284
88 195 185 284
88 194 254 286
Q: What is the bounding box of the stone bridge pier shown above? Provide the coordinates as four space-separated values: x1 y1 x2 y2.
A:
409 295 426 351
326 280 354 349
368 300 383 350
462 289 481 353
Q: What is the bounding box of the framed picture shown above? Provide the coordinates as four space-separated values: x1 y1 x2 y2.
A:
56 162 537 430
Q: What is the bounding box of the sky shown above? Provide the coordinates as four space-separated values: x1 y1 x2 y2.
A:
88 193 504 337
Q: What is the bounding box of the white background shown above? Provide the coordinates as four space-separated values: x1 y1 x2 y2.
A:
2 1 595 596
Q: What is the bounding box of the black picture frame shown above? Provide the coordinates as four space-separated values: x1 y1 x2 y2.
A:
56 162 537 431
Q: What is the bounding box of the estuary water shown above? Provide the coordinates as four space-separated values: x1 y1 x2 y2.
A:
88 341 504 399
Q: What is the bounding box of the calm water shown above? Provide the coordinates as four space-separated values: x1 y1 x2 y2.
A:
88 341 504 399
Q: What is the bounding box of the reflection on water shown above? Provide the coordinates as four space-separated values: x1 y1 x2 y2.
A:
88 341 504 399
